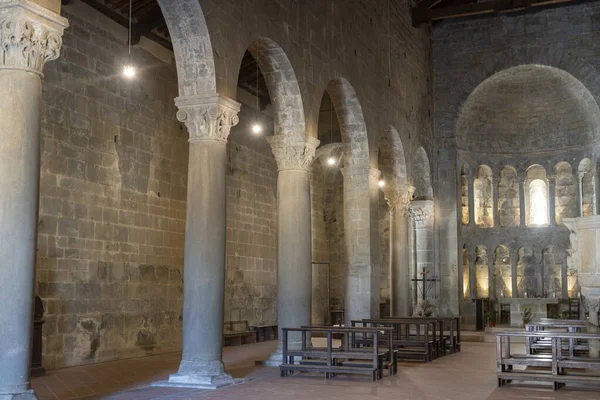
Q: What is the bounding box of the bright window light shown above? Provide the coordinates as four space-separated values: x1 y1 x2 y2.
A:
529 179 548 225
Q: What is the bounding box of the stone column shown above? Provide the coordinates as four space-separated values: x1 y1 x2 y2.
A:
468 250 476 300
409 200 435 304
468 175 475 227
263 134 319 365
488 252 496 302
0 2 67 399
383 182 415 317
368 169 381 317
159 94 240 389
510 249 518 298
492 179 499 227
577 171 585 217
548 175 556 226
519 174 526 226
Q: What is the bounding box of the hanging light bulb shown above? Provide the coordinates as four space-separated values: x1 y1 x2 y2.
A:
378 179 385 188
123 64 136 78
327 156 336 166
251 123 262 135
123 0 136 79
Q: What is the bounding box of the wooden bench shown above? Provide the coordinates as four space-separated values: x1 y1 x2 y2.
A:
525 321 588 357
251 324 278 342
496 330 600 390
385 316 461 354
355 318 437 362
280 326 395 381
223 320 254 346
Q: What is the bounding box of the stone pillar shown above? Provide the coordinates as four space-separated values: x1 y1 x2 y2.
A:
468 175 475 227
577 171 585 217
548 175 557 226
383 182 415 317
263 134 319 365
492 178 499 227
159 94 240 389
341 165 377 324
488 252 496 302
519 174 526 226
0 2 67 399
409 200 435 304
468 250 476 300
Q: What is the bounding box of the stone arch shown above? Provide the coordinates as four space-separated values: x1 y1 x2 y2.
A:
526 165 549 226
157 0 216 95
474 165 493 228
516 245 539 298
379 126 408 183
241 38 306 138
498 165 520 227
325 78 370 168
542 246 563 298
474 245 489 299
554 161 577 224
460 163 470 225
442 48 600 141
579 158 597 216
493 245 512 298
413 147 433 200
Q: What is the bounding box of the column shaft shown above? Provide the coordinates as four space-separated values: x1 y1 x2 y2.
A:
548 177 556 225
0 71 41 399
390 209 411 316
160 94 240 389
468 176 475 226
492 181 499 227
0 3 67 398
519 177 526 226
577 173 584 217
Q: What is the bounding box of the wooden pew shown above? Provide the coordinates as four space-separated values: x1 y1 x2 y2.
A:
251 324 278 342
385 316 461 354
279 326 394 380
525 320 588 357
223 320 254 346
496 330 600 391
355 318 436 362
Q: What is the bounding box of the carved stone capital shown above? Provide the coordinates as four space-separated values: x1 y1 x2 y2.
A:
175 94 241 143
383 180 415 214
409 199 435 227
0 0 68 75
267 134 320 171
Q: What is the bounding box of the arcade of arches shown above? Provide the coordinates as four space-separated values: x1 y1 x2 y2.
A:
1 0 600 399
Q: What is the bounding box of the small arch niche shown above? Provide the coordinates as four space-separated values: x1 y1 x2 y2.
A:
498 166 520 227
461 164 470 225
474 245 489 298
474 165 493 228
579 158 597 216
493 245 512 298
516 246 539 298
554 161 577 224
526 165 548 226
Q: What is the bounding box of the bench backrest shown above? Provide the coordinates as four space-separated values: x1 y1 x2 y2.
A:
224 320 249 332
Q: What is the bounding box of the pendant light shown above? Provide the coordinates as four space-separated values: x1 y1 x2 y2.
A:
123 0 136 78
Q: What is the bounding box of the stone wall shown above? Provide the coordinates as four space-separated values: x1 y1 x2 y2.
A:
38 6 186 369
224 116 278 326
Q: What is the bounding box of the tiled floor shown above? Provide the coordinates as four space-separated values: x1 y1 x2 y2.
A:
31 341 600 400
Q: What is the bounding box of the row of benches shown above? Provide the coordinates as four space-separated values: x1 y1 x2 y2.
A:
280 316 461 380
223 321 277 346
497 319 600 390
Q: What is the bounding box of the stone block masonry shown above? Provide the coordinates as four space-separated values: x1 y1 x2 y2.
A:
38 6 186 369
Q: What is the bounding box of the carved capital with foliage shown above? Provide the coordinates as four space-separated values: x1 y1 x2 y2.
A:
0 0 68 74
175 94 241 143
267 134 320 171
383 180 415 214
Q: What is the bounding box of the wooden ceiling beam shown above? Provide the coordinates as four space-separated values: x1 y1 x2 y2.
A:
413 0 581 26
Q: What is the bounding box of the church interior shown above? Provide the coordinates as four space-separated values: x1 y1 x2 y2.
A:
2 0 600 399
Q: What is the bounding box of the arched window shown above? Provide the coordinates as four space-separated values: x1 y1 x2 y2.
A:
474 165 493 228
461 164 470 225
526 165 548 226
579 159 596 216
529 179 548 225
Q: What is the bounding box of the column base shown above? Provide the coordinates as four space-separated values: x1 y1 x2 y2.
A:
0 389 37 400
256 348 284 367
152 360 247 390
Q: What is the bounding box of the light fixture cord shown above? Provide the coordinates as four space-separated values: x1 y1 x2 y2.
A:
128 0 132 56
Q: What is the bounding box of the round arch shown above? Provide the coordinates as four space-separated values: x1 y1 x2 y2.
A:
157 0 216 95
379 126 407 183
413 147 433 200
